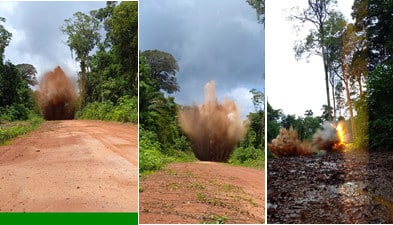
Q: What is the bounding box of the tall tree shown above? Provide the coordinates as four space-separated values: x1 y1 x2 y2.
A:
108 1 138 96
16 63 38 86
141 50 180 94
61 11 101 105
0 17 12 64
246 0 265 24
291 0 338 120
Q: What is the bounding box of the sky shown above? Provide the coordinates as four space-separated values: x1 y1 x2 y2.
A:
266 0 353 117
0 1 106 85
139 0 264 119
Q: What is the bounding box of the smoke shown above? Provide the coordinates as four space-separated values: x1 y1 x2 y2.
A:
179 81 245 162
269 121 345 157
312 121 339 150
37 66 78 120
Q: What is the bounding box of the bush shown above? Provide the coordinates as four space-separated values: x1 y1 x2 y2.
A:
0 113 43 144
229 146 264 169
367 61 393 150
76 96 137 123
139 129 166 173
0 104 30 121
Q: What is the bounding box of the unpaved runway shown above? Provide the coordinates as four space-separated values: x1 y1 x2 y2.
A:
0 120 138 212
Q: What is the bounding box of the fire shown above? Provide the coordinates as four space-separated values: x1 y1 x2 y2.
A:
333 122 345 151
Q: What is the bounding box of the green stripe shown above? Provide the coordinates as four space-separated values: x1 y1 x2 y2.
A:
0 212 138 225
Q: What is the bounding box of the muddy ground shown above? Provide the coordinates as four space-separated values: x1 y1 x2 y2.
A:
268 151 393 223
139 162 265 224
0 120 138 212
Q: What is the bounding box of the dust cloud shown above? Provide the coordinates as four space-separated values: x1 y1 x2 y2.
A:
179 81 245 162
37 66 78 120
269 121 345 157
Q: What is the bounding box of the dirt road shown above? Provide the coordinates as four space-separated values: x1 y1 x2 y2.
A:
139 162 265 224
0 120 138 212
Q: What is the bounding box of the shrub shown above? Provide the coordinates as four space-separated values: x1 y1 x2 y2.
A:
229 146 264 168
139 129 166 173
76 96 137 123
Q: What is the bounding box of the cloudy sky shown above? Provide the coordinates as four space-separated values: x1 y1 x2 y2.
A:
0 1 105 84
266 0 353 117
140 0 264 119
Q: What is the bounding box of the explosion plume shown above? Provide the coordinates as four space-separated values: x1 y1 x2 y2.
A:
269 121 346 157
37 66 78 120
179 81 245 162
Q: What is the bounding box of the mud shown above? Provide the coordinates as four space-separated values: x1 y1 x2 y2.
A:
179 81 245 162
37 66 78 120
268 151 393 223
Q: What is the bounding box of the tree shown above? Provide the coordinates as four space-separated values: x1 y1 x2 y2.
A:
291 0 338 120
250 88 264 112
368 0 393 67
141 50 180 94
0 17 12 64
246 0 265 24
61 11 101 105
108 1 138 96
16 63 38 86
86 1 138 104
267 102 282 142
367 60 393 150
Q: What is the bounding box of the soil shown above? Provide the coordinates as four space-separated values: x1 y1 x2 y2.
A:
0 120 138 212
139 162 265 224
268 151 393 223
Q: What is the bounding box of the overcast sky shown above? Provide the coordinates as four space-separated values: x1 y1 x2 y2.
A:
0 1 105 84
140 0 264 119
266 0 353 117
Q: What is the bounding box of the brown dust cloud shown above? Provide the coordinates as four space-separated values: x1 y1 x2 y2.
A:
179 81 245 162
36 66 78 120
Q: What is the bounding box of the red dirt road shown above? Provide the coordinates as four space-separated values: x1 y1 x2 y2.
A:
0 120 138 212
139 162 265 224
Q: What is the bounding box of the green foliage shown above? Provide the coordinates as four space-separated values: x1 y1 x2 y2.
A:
200 214 228 224
229 146 264 169
139 129 166 173
0 104 30 121
0 17 12 63
367 61 393 150
76 96 137 123
63 2 138 108
141 50 180 94
246 0 264 24
267 102 282 142
353 95 368 149
0 113 43 145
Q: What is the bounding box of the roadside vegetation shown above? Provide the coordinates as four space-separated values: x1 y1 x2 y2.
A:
139 51 264 174
62 2 138 122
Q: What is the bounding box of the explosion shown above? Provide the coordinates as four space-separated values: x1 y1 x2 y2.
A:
37 66 78 120
179 81 245 162
269 121 347 157
332 121 345 150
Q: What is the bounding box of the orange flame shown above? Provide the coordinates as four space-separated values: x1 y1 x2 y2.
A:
333 122 345 150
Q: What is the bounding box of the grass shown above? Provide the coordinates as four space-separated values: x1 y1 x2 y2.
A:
200 214 228 224
0 114 44 145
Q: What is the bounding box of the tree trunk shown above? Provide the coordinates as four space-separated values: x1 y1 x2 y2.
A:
322 46 332 120
341 55 355 140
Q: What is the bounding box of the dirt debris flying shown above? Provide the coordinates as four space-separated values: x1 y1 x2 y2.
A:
37 66 78 120
269 121 346 157
179 81 245 162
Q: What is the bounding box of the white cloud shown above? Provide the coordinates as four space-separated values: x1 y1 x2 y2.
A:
224 86 254 119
